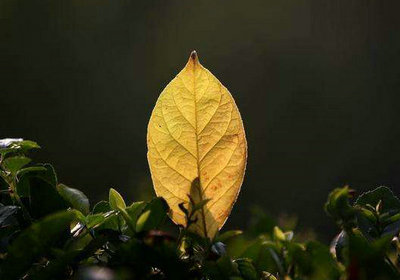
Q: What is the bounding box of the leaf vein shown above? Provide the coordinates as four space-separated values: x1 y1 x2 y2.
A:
198 81 222 135
160 100 197 158
171 85 196 130
202 140 239 193
199 106 234 163
149 136 192 182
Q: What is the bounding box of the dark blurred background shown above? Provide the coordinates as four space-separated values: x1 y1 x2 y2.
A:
1 0 400 240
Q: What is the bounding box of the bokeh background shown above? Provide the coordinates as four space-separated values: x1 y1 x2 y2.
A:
1 0 400 240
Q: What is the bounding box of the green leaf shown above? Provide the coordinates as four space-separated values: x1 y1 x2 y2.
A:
18 163 57 186
0 210 77 279
85 213 106 228
109 188 126 210
325 186 356 228
14 165 55 198
17 166 47 177
273 226 286 242
287 241 341 280
346 233 397 279
136 197 168 232
356 186 400 239
125 201 146 226
3 156 31 174
38 163 58 187
92 200 109 213
15 140 40 151
356 186 400 213
239 239 282 275
204 255 239 279
0 140 40 158
89 201 119 231
235 258 258 280
57 184 90 215
84 212 119 230
118 207 136 233
30 177 68 219
215 230 243 243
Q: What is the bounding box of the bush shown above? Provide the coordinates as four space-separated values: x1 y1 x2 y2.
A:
0 138 399 280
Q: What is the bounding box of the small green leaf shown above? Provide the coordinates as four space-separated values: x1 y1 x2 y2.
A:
273 226 286 242
118 207 136 233
15 140 40 151
92 201 110 213
325 186 356 228
90 201 119 231
136 197 168 232
57 184 90 215
3 156 31 174
125 201 146 226
215 230 243 243
0 139 40 157
235 258 258 280
239 239 282 275
85 214 105 228
109 188 126 210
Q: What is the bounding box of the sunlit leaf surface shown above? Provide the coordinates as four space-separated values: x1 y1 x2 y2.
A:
147 51 247 238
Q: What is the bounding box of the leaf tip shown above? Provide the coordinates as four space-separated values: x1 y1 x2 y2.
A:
189 50 199 65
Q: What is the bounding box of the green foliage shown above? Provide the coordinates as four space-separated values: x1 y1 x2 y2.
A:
325 186 357 229
1 138 400 280
57 184 90 215
1 211 78 279
136 198 168 232
109 188 127 210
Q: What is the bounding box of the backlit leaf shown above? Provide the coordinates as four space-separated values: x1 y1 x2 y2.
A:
3 156 31 174
109 188 126 210
147 51 247 238
215 230 243 243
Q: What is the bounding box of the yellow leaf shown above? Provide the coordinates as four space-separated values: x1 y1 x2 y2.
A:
147 51 247 238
